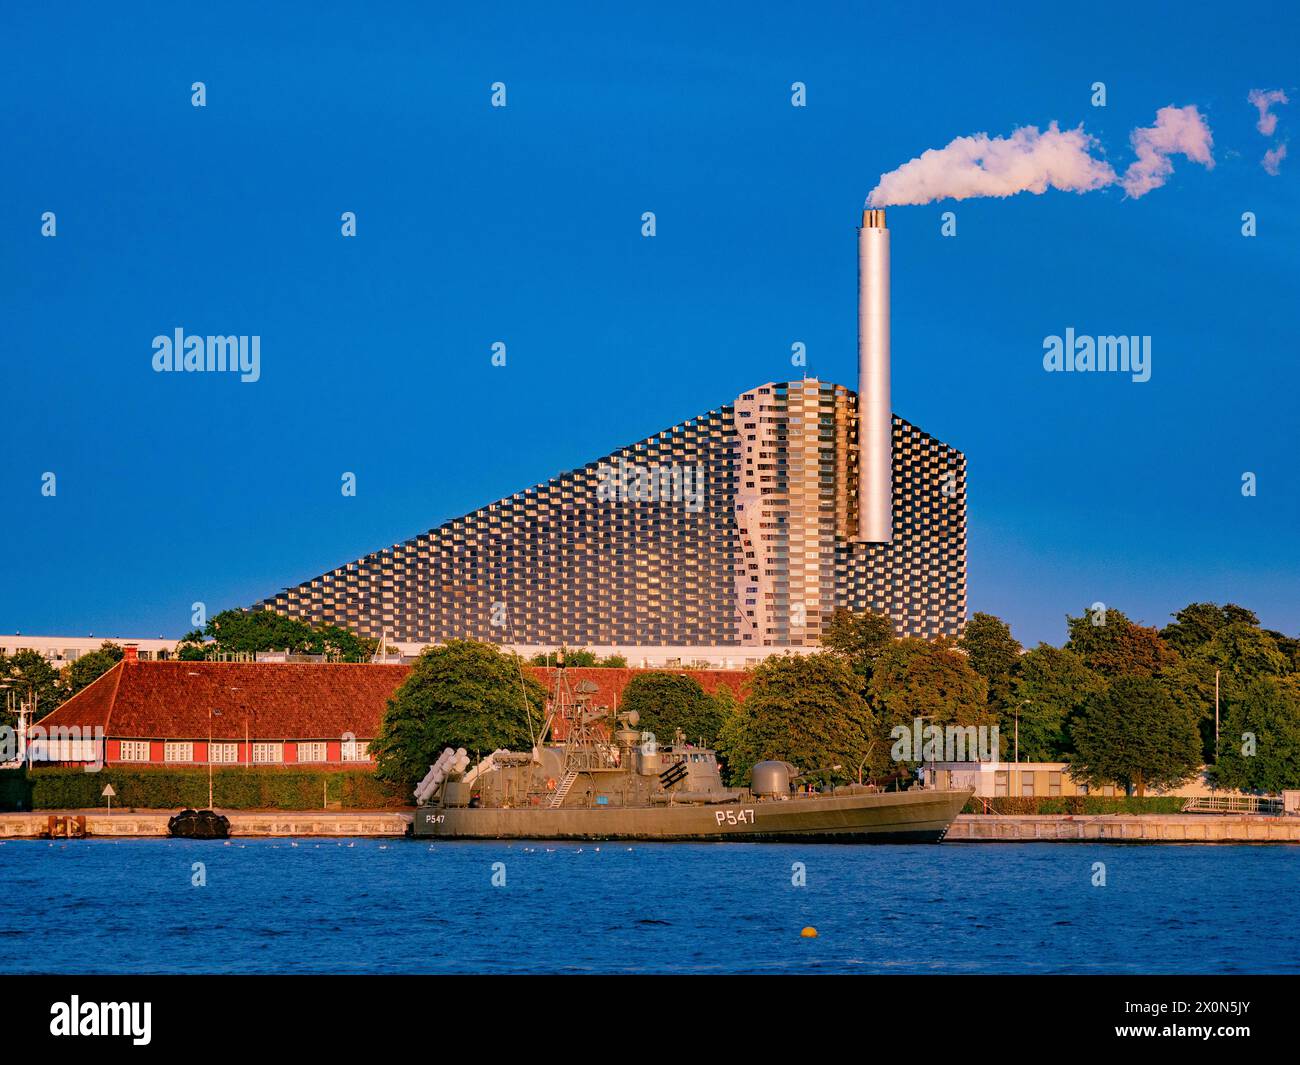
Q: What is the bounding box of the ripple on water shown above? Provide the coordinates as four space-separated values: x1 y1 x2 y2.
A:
0 839 1295 974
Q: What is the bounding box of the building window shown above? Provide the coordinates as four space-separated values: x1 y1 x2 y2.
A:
994 771 1009 796
1049 772 1062 797
164 742 194 763
297 742 326 763
252 743 283 764
210 743 239 764
342 740 370 762
1020 776 1035 797
120 740 150 762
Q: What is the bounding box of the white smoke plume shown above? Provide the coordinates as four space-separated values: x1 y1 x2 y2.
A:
868 105 1214 207
866 123 1115 207
1248 88 1288 175
1248 88 1289 136
1119 105 1215 198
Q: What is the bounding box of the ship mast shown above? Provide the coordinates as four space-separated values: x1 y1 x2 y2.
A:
548 651 610 773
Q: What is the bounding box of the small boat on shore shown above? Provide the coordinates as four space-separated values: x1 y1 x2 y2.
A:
168 808 231 839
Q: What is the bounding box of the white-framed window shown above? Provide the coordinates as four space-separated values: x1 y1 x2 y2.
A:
209 743 239 764
297 742 326 763
119 740 150 762
252 743 283 764
164 742 193 763
342 740 370 762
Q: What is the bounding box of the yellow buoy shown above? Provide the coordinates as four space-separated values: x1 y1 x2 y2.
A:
800 926 818 938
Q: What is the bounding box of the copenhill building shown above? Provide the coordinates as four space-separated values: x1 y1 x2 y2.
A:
258 212 967 666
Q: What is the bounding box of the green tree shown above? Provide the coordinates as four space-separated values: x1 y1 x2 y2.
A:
529 647 598 667
820 608 896 678
1011 644 1104 760
370 640 546 786
1153 606 1288 764
868 639 991 731
1212 678 1300 793
65 641 124 697
1065 607 1178 678
705 684 742 778
177 629 209 661
0 653 13 730
599 655 629 668
1202 622 1289 681
620 672 728 746
1069 676 1201 796
1263 630 1300 673
717 654 875 785
1159 655 1222 764
1161 602 1258 654
1 650 65 721
207 608 315 653
306 624 379 662
201 609 377 661
958 612 1021 713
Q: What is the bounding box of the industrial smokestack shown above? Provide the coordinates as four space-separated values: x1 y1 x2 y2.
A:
857 208 892 543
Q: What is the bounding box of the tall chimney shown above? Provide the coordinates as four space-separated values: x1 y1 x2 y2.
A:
857 208 892 542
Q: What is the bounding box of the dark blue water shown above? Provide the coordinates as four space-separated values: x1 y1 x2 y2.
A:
1 838 1294 973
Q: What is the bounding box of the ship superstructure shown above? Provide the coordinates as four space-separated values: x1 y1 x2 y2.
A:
411 659 971 843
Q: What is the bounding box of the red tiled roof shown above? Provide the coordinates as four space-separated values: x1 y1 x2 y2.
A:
33 656 124 733
34 660 751 741
36 660 411 740
530 667 749 710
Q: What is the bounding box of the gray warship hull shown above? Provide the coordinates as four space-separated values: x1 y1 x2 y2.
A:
412 787 971 843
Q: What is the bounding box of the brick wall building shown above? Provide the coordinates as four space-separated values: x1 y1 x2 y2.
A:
30 656 749 767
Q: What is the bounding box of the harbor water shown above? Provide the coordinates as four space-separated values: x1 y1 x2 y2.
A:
1 839 1294 974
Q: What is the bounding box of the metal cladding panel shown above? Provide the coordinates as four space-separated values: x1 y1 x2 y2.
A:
259 409 744 646
257 387 966 646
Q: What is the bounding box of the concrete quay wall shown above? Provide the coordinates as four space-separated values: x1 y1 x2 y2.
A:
0 810 413 839
949 813 1300 843
5 810 1299 842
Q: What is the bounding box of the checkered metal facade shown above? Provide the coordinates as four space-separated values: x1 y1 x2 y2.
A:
256 380 966 645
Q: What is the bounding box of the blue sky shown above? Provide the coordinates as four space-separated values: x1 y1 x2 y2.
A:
2 1 1296 647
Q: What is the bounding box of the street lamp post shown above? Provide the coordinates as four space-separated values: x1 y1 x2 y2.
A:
1015 700 1029 799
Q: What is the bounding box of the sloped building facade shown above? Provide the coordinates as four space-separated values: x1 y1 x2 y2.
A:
256 378 966 650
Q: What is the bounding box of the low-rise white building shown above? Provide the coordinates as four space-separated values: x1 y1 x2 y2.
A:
930 761 1240 800
0 634 179 664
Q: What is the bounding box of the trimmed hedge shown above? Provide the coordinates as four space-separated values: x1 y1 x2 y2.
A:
0 767 408 811
960 795 1188 815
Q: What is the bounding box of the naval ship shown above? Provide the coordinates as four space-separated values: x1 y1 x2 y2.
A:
411 661 971 842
